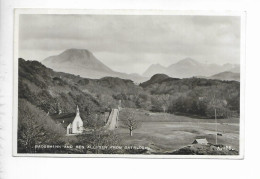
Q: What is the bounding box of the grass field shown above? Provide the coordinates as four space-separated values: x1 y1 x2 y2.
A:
116 108 239 153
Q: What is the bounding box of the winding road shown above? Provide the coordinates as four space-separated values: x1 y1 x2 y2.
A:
104 109 119 130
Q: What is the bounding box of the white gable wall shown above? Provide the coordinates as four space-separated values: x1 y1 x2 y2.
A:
67 123 72 134
71 114 83 133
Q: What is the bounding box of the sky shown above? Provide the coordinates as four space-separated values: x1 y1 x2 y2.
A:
19 14 241 74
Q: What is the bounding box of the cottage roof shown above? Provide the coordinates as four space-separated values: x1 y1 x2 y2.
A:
50 113 76 128
192 138 208 144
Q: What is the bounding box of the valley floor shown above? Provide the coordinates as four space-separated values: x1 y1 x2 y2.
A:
116 108 239 154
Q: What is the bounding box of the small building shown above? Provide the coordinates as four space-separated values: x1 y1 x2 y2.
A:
198 97 205 101
67 105 84 134
192 138 208 145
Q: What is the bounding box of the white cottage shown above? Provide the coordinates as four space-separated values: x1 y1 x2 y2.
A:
67 106 83 135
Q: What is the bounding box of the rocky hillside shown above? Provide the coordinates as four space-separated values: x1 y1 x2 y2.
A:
19 58 146 116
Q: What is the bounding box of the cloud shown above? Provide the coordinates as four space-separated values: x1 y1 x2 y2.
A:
19 14 241 74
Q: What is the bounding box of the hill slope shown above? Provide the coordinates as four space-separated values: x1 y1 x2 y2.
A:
19 58 240 120
140 74 172 87
19 58 146 115
209 71 240 81
140 74 240 118
19 58 101 116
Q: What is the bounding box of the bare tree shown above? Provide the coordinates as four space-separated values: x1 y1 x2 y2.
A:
120 109 141 136
156 94 171 112
18 112 47 152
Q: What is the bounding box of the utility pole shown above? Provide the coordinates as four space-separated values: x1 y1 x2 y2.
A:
215 108 218 145
212 93 218 145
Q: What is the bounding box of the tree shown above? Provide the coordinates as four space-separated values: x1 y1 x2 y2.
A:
18 111 47 153
18 99 65 153
151 97 164 112
120 109 141 136
206 91 229 119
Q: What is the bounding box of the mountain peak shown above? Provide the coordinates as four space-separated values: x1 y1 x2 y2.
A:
58 48 95 62
41 48 147 83
62 48 92 54
42 48 113 75
151 63 164 67
143 63 167 77
175 58 200 66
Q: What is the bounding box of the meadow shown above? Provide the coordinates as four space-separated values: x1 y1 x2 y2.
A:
117 108 239 153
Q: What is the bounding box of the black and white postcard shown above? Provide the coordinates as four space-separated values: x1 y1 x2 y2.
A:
13 9 245 158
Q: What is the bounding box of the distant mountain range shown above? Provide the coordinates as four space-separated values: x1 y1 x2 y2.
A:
42 49 147 83
41 49 240 82
143 57 240 79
